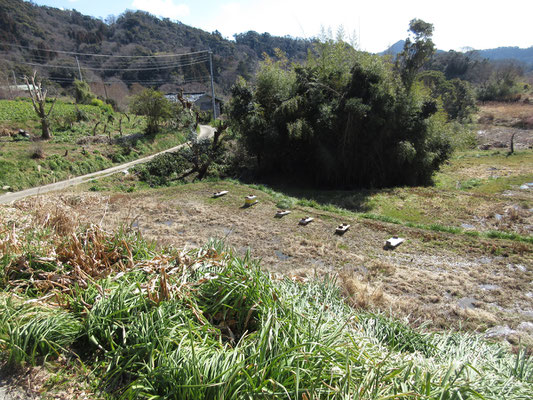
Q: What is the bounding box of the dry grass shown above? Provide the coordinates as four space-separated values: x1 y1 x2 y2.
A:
478 102 533 127
11 184 530 344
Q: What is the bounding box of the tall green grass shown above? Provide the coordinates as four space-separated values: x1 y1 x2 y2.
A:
1 236 532 399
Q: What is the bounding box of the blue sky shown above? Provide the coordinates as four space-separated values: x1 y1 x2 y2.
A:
29 0 533 53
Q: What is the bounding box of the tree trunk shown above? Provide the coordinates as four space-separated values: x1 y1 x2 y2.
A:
41 118 51 139
509 132 516 155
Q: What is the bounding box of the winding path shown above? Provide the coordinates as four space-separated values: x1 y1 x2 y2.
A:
0 125 216 205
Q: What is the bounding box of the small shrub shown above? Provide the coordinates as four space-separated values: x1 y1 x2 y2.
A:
135 152 188 186
30 145 45 159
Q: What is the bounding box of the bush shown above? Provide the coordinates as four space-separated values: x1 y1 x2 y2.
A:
135 152 188 186
130 89 172 135
73 79 96 105
229 48 453 188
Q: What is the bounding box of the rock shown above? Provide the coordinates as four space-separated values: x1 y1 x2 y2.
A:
484 325 517 338
17 129 29 138
517 322 533 333
274 250 290 261
461 223 475 230
1 186 10 191
458 297 477 309
479 284 500 291
494 214 503 221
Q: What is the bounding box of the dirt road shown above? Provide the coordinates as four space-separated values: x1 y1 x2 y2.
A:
0 125 216 205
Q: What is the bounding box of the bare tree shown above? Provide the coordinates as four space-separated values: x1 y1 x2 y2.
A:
24 71 56 139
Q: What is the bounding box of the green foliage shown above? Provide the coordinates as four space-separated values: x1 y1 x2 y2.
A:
477 64 526 102
130 89 172 135
136 130 227 185
73 79 96 105
1 234 532 398
0 298 82 365
418 71 477 122
395 19 436 89
0 98 103 123
230 39 452 188
135 152 189 186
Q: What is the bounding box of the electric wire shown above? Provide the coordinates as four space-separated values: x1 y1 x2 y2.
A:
0 42 209 58
0 52 210 70
2 44 214 89
6 58 210 71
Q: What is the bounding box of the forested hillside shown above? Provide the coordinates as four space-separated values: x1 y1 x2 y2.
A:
0 0 313 99
0 0 530 108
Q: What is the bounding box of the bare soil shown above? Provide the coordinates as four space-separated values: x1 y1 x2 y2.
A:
477 102 533 150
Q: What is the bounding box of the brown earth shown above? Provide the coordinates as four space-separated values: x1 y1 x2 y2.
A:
11 182 533 344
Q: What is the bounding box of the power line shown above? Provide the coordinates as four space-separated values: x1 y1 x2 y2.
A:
0 42 209 58
44 76 211 85
5 58 210 72
3 44 216 91
0 52 210 70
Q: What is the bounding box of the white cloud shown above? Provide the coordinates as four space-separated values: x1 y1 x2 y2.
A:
131 0 190 20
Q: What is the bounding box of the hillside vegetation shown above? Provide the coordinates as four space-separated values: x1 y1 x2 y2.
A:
1 0 531 106
0 96 187 192
0 0 313 99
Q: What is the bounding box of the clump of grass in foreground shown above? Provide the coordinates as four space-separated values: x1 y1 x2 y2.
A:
1 224 532 399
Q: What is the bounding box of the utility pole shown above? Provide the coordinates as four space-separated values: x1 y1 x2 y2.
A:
102 80 108 101
75 56 83 81
208 50 217 119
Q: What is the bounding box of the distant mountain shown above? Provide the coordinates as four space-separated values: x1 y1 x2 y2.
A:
477 46 533 65
380 40 533 67
378 40 405 56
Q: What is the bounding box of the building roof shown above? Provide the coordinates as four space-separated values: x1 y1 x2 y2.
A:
165 92 223 104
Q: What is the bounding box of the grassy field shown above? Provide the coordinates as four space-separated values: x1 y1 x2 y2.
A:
0 204 532 399
0 98 186 192
0 101 532 398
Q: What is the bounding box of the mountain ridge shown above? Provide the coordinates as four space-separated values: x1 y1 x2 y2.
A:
380 40 533 66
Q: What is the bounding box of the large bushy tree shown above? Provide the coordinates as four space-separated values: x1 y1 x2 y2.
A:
130 88 172 134
229 32 453 188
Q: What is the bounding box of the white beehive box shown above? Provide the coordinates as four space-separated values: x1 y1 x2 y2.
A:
299 216 314 225
385 236 405 249
244 195 258 206
212 190 228 198
336 223 350 234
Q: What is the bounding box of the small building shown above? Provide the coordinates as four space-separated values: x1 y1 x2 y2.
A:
165 92 223 117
